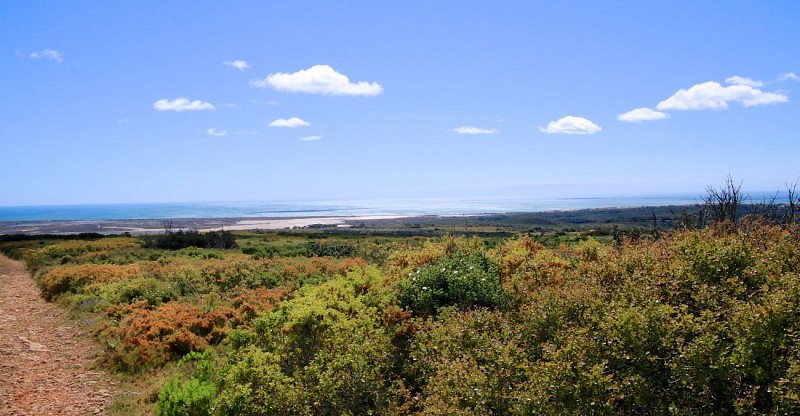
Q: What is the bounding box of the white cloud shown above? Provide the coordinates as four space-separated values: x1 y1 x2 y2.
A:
617 107 669 123
450 126 498 135
224 60 250 71
656 81 787 111
252 64 383 96
779 72 800 81
299 135 322 141
268 117 310 127
153 98 215 112
540 116 602 135
220 103 240 108
725 76 764 87
207 128 228 136
29 49 63 63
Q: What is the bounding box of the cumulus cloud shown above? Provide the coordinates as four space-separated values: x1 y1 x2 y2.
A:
29 49 63 63
779 72 800 81
656 81 787 111
617 107 669 123
153 98 215 112
207 128 228 136
450 126 498 135
299 135 322 141
268 117 310 127
540 116 602 135
224 60 250 71
252 64 383 96
725 76 764 87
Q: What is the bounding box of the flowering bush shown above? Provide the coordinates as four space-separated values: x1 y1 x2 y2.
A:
387 235 486 279
398 253 504 317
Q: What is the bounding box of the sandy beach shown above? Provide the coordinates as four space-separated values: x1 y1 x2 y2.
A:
197 215 415 231
0 215 417 235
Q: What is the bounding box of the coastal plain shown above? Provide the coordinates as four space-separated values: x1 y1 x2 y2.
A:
0 205 696 236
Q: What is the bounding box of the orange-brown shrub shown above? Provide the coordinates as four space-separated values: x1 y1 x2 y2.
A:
104 301 237 369
103 285 293 369
229 286 293 324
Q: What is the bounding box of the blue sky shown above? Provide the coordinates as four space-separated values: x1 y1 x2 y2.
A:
1 1 799 206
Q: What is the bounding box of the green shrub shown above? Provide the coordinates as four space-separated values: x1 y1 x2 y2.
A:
408 308 529 414
241 245 282 259
305 239 357 257
102 277 178 306
398 253 504 317
157 377 214 416
213 267 408 415
156 350 217 416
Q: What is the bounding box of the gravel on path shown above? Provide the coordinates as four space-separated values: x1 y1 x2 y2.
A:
0 254 115 415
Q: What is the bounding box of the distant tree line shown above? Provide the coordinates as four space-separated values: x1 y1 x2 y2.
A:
0 232 105 242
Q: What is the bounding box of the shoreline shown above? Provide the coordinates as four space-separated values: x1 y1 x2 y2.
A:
0 214 429 235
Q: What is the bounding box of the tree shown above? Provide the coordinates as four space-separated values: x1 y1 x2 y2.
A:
704 175 746 224
785 179 799 225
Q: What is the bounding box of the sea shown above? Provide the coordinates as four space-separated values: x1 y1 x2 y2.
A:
0 196 715 222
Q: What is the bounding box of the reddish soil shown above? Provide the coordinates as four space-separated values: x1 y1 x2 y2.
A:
0 254 115 415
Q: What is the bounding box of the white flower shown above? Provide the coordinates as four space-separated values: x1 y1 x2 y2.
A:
422 286 428 290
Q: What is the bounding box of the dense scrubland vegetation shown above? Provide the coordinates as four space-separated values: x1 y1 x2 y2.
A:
2 182 800 415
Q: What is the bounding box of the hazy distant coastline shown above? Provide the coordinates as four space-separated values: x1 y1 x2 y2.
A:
0 196 710 222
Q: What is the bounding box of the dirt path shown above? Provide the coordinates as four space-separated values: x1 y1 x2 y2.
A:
0 254 115 415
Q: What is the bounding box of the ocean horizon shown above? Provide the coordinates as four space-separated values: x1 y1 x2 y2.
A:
0 195 730 222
